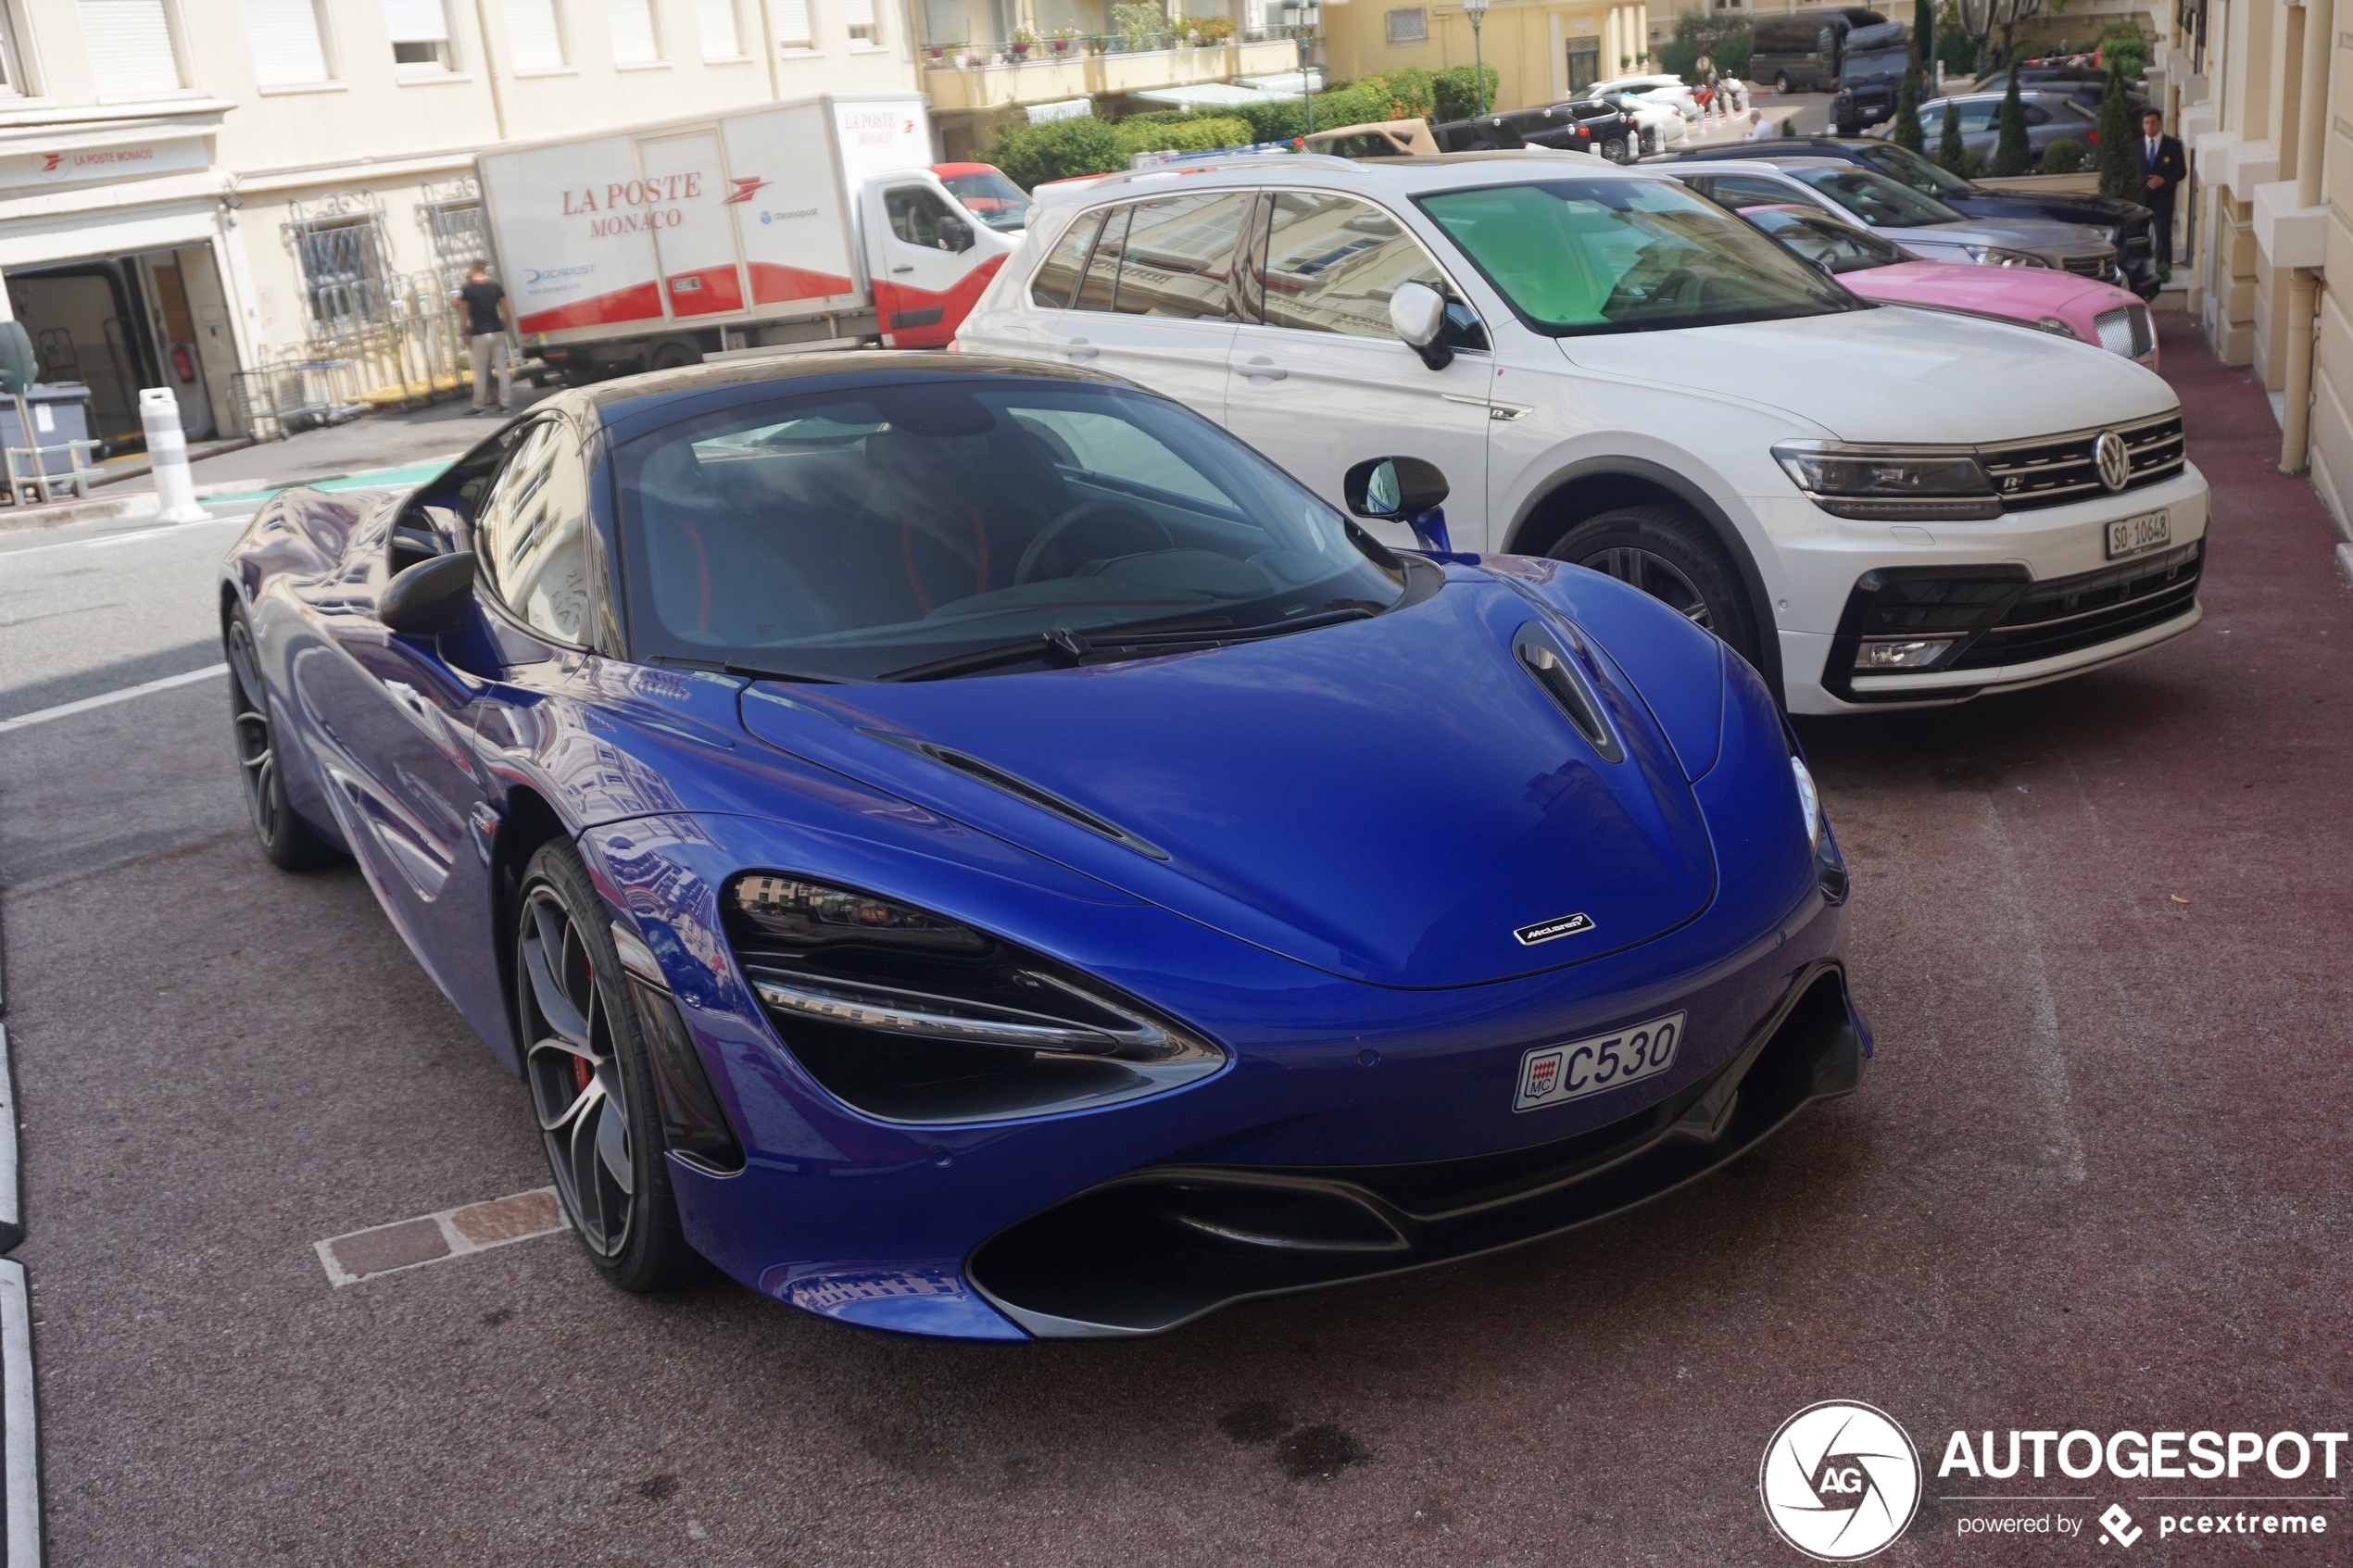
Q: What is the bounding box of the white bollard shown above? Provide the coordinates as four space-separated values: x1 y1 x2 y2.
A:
139 386 208 523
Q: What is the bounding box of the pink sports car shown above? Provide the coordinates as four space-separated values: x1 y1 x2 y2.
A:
1739 204 2158 369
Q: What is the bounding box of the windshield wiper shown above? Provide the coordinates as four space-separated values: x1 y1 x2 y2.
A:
646 654 841 684
875 607 1374 683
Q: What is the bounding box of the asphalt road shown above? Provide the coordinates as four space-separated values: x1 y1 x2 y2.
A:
1 312 2347 1566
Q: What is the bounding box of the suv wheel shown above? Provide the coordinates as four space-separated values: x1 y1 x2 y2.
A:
1774 72 1792 96
1603 135 1629 162
1549 505 1766 670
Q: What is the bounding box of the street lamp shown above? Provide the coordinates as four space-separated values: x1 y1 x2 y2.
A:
1283 0 1321 134
1462 0 1490 117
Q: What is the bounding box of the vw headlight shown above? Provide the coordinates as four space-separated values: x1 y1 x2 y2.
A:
1772 440 2002 521
1962 245 2050 268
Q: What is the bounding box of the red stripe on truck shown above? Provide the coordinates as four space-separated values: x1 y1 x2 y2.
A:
871 254 1007 349
749 262 856 305
517 282 665 334
666 265 746 316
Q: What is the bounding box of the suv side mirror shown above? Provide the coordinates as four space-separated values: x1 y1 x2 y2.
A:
1343 457 1454 554
382 551 479 637
937 213 975 254
1389 282 1454 370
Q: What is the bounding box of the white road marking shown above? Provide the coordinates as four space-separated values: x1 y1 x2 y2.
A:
0 1259 41 1568
1980 797 2087 1185
0 663 228 734
0 510 251 562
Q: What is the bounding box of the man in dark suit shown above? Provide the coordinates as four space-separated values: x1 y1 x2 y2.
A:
2135 107 2189 270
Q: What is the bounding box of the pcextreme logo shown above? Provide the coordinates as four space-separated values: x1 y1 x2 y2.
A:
1759 1401 1924 1562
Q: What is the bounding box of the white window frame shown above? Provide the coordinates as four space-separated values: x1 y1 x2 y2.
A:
771 0 812 51
503 0 569 69
80 0 195 99
386 0 459 71
604 0 662 63
0 0 35 95
842 0 876 45
693 0 743 58
245 0 337 85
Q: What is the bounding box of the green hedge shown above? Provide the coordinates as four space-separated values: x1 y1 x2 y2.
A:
1114 115 1255 155
2041 138 2087 174
986 115 1128 189
1431 64 1499 120
1655 13 1750 82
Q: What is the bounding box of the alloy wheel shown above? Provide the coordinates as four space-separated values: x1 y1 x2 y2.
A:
226 620 282 845
521 886 637 1258
1580 546 1715 632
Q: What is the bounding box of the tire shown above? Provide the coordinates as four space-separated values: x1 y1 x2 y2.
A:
1548 504 1766 671
1774 73 1792 97
648 340 698 371
224 608 340 872
516 842 706 1294
1604 135 1629 163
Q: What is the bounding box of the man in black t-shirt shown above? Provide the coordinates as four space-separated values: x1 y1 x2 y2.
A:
451 262 511 415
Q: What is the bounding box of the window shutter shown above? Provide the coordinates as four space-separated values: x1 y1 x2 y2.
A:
772 0 810 47
695 0 738 56
841 0 873 27
504 0 564 66
245 0 330 81
384 0 450 40
605 0 657 59
79 0 183 94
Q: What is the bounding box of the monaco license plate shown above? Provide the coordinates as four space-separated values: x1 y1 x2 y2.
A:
2106 508 2171 559
1513 1012 1686 1112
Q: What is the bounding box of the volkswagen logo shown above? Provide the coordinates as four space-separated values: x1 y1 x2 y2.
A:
1758 1400 1922 1561
2095 429 2133 493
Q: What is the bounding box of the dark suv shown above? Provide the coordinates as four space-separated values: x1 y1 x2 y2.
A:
1652 134 2158 297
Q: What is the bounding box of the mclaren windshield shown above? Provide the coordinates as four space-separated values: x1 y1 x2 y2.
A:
1417 178 1860 336
613 380 1407 682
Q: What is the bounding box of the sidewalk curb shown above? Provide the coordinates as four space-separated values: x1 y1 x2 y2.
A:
0 1025 18 1255
0 492 157 538
2335 542 2353 590
0 1258 38 1568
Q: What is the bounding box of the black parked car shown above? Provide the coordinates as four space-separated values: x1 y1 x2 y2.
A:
1651 135 2159 298
1826 20 1909 134
1502 99 1642 162
1428 115 1527 152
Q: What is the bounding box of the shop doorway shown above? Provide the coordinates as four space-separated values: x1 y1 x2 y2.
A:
3 245 238 448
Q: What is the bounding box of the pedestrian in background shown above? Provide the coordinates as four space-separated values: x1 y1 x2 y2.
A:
2134 107 2187 273
452 262 512 417
1743 107 1772 142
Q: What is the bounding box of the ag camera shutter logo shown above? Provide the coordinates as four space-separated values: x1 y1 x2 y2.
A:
1759 1400 1922 1562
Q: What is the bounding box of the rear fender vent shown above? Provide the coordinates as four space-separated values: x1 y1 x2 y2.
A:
863 731 1170 860
1512 622 1624 763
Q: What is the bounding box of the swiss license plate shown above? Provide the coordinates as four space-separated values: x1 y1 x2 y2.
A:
1514 1011 1686 1112
2106 508 2171 559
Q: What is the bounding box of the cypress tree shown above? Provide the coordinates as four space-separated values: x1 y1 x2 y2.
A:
1989 60 2031 175
2095 66 2138 200
1894 69 1926 152
1938 99 1968 172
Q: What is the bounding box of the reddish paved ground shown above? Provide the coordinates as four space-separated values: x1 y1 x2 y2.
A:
2 312 2347 1565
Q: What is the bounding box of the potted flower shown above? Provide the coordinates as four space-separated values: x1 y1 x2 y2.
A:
1010 27 1035 56
1193 13 1233 44
1050 24 1078 51
927 41 945 58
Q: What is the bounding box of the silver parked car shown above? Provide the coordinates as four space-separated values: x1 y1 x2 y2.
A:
1674 157 2120 279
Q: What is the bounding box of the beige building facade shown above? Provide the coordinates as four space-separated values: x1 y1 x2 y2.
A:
1320 0 1652 116
2169 0 2345 532
0 0 924 443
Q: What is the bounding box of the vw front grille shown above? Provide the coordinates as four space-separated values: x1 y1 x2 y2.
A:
1980 411 2185 510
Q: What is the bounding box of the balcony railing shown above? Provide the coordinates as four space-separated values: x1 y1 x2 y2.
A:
920 34 1302 109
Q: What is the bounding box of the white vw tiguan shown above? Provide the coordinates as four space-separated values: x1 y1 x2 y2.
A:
955 153 2209 714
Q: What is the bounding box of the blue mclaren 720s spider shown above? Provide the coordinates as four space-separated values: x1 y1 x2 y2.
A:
220 353 1867 1340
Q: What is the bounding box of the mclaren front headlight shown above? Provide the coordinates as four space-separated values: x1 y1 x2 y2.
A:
1787 752 1849 905
727 874 1224 1124
1772 440 2002 521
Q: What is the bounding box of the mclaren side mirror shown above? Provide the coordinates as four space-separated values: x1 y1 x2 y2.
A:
937 213 975 254
1388 282 1454 370
381 550 479 637
1343 457 1455 555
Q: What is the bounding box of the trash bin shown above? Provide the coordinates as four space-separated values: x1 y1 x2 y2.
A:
2 383 105 504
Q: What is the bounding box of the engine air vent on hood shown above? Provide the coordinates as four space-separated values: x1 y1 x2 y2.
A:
862 729 1172 861
1513 622 1624 764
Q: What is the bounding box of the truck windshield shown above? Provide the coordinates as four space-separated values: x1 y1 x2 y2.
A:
612 381 1404 681
1783 165 1965 226
939 169 1032 232
1416 178 1857 337
1843 45 1906 82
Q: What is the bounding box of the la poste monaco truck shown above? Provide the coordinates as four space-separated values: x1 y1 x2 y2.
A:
476 94 1022 378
